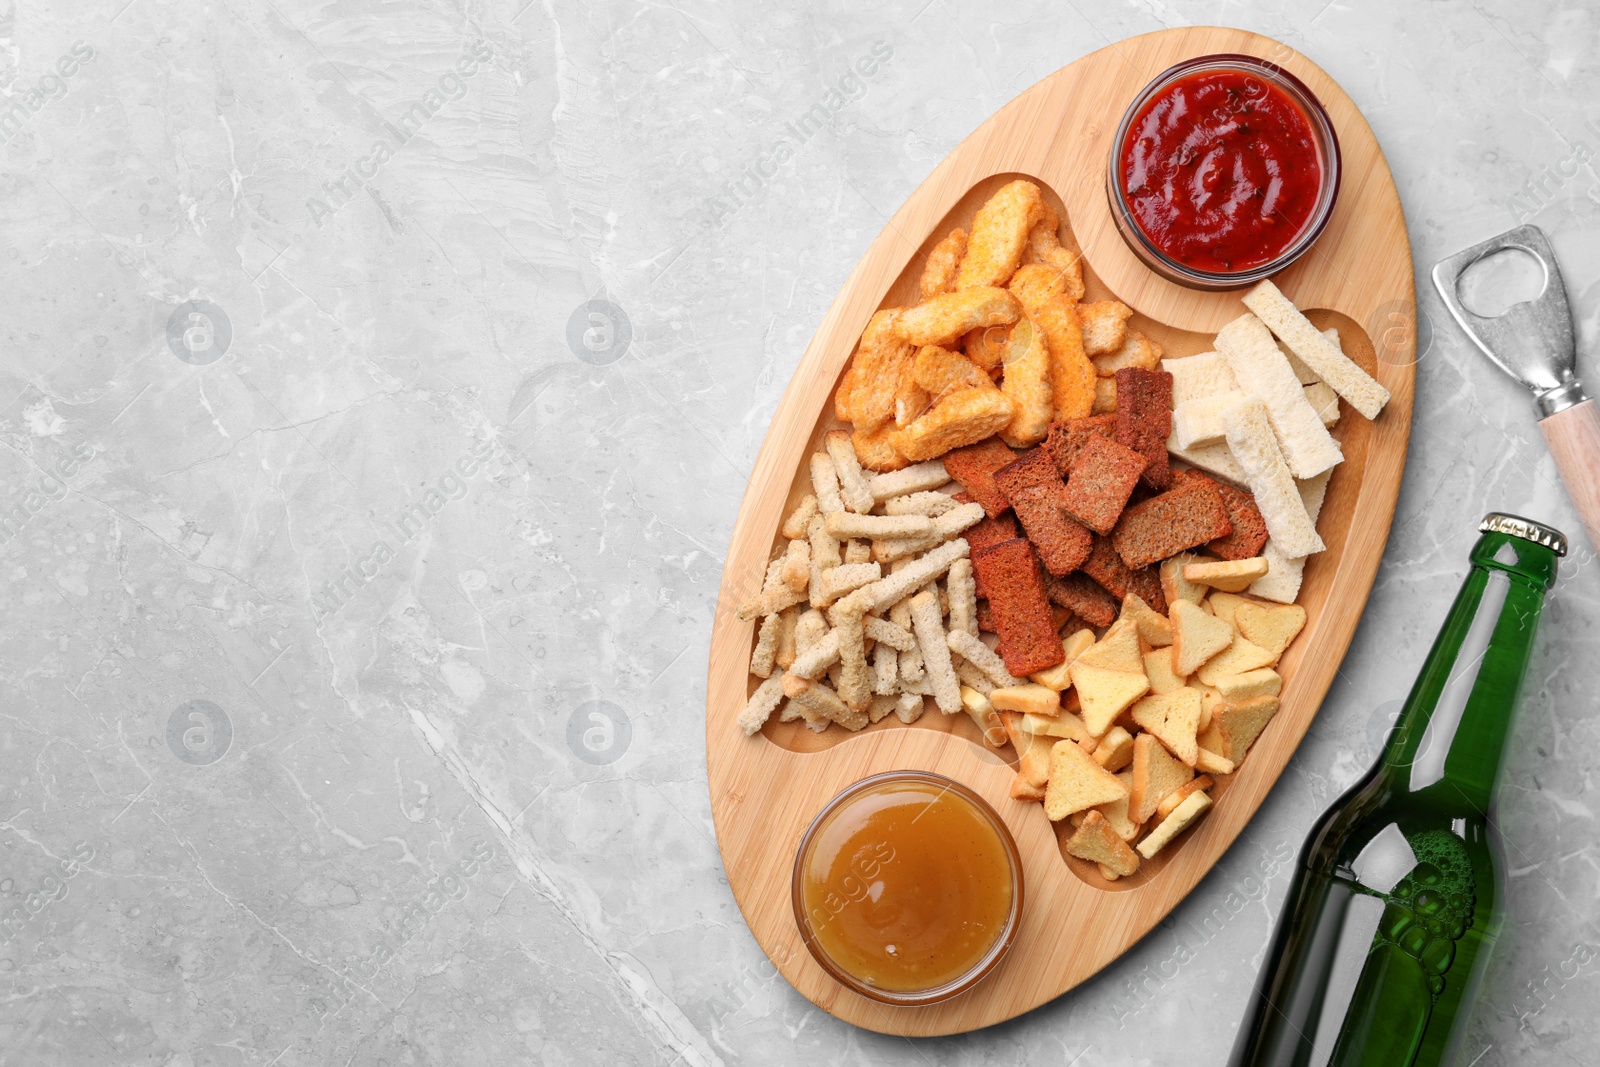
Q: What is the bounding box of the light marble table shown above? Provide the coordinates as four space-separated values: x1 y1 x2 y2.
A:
1 1 1597 1064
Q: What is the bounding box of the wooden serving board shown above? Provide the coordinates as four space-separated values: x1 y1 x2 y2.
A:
707 26 1415 1036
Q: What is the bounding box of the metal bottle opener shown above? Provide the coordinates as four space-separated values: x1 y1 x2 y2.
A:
1433 224 1600 547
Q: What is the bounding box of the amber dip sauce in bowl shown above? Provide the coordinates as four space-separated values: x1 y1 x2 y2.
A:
791 771 1023 1006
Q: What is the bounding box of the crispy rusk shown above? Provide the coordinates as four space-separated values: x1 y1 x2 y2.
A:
1029 628 1097 690
1031 297 1097 422
835 308 914 432
1195 635 1276 686
988 682 1060 717
1185 556 1270 593
1098 770 1141 842
999 314 1054 447
1021 205 1086 299
896 287 1021 347
1080 300 1133 357
1044 738 1129 821
1143 648 1184 695
1073 617 1143 673
1156 775 1215 820
1008 262 1069 312
1130 687 1204 767
1092 327 1163 376
962 324 1011 376
1071 664 1150 736
1065 809 1140 879
913 345 993 400
1196 747 1235 775
1136 790 1212 859
1121 592 1173 647
919 227 969 300
1160 551 1213 606
1213 694 1280 762
1092 725 1136 773
1235 601 1307 658
851 422 909 472
1092 376 1117 414
960 685 1007 746
1129 732 1194 824
1170 599 1234 677
889 387 1015 462
1214 667 1282 702
957 179 1045 290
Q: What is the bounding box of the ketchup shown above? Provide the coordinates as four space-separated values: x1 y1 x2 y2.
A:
1119 69 1324 273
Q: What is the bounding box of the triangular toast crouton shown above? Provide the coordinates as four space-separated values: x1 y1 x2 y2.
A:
1074 616 1143 673
1070 663 1149 736
1065 810 1141 878
1196 635 1276 686
1129 732 1194 824
1044 739 1129 821
1136 790 1213 859
1235 601 1307 658
1143 649 1184 694
1097 770 1141 842
1120 593 1173 647
1159 551 1211 606
1214 695 1280 762
1170 599 1233 677
1130 688 1203 767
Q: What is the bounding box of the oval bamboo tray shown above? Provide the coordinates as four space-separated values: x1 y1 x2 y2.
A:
707 25 1415 1036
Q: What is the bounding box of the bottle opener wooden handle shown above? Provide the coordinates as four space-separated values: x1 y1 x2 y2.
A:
1540 397 1600 551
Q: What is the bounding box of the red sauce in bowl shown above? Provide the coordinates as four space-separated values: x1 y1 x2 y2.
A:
1118 68 1325 274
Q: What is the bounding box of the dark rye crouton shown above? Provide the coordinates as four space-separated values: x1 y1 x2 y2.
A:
966 511 1020 598
993 447 1062 503
1127 564 1168 616
1045 571 1118 628
1044 414 1117 475
1081 535 1135 600
1111 476 1234 569
942 438 1018 518
976 599 996 633
1009 482 1094 575
970 538 1065 676
1114 368 1174 491
965 511 1021 555
1061 433 1147 535
1205 479 1270 560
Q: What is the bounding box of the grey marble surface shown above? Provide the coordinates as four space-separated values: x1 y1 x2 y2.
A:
1 0 1597 1063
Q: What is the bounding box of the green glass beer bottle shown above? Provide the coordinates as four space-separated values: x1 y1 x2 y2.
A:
1228 513 1566 1067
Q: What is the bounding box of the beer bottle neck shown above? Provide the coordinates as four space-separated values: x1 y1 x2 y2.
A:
1379 532 1556 813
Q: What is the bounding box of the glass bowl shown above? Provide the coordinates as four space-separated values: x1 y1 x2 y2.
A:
790 770 1024 1006
1106 53 1342 290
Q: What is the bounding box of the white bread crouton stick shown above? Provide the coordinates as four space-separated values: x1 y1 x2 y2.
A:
873 641 898 695
825 430 876 514
737 676 786 735
910 590 961 713
862 615 915 650
807 515 841 609
866 460 949 501
787 629 841 680
947 629 1021 688
1249 470 1333 603
809 452 844 515
1215 312 1342 479
780 494 818 540
884 491 958 517
749 614 780 678
851 538 970 616
1244 280 1391 419
946 558 979 637
825 512 934 539
1224 397 1325 557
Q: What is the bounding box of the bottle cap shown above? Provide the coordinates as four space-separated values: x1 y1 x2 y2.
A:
1479 512 1567 557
